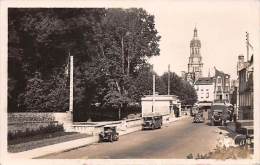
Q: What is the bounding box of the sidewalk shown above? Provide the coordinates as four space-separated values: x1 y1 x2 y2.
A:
7 136 99 159
7 115 188 159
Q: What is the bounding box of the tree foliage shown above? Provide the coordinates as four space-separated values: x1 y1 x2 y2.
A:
161 72 197 106
8 8 161 114
8 8 197 119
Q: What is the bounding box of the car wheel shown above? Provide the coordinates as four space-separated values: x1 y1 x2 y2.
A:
239 139 246 146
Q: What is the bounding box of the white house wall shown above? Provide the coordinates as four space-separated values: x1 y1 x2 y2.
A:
195 84 214 102
141 100 171 116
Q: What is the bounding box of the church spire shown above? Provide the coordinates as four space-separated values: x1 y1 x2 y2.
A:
194 26 198 38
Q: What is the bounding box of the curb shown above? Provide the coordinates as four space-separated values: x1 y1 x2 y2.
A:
7 136 99 159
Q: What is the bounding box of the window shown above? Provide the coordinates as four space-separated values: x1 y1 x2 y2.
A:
201 89 204 91
206 93 209 98
225 86 229 91
206 89 209 91
218 77 222 84
217 86 221 91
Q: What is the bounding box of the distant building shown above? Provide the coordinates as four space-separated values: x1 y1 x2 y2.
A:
194 77 214 109
183 27 203 84
237 55 253 120
213 68 231 103
141 94 181 117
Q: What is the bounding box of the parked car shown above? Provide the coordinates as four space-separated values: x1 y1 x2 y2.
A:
209 102 231 126
234 126 254 147
99 125 119 142
190 106 199 117
142 115 162 130
193 113 205 123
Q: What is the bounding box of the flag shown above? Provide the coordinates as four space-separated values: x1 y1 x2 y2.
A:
248 42 254 50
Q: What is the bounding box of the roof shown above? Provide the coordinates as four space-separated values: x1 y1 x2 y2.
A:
215 67 230 78
194 77 213 85
141 95 178 101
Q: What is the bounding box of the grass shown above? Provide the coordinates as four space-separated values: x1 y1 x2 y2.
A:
8 131 90 153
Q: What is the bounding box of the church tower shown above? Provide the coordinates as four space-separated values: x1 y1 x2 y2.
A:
187 27 203 84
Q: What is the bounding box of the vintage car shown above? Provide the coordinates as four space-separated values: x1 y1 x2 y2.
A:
190 106 199 117
210 110 223 126
193 112 205 123
209 103 231 126
142 115 162 130
234 126 254 147
99 125 119 142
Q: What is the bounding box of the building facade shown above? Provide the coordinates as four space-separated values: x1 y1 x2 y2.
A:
213 68 231 103
183 27 203 84
194 77 214 105
141 95 181 117
237 55 253 120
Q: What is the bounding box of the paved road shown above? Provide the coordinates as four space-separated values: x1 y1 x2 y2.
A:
40 117 233 159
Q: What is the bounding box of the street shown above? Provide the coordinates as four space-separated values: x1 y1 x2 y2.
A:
40 117 234 159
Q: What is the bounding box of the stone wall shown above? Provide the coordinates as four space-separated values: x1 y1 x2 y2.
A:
8 112 71 133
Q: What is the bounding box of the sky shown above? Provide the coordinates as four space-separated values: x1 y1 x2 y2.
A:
0 0 259 80
142 0 259 79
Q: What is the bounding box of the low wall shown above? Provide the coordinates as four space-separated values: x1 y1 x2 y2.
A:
8 112 68 123
72 118 143 136
71 114 179 136
8 112 69 133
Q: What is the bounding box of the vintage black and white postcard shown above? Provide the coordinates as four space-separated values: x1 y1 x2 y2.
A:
0 0 259 165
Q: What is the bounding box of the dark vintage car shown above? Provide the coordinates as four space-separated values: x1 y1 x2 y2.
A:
142 115 162 130
234 126 254 147
209 103 231 126
210 110 223 126
99 125 119 142
193 113 205 123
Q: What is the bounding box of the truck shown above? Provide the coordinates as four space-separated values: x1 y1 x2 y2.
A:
208 102 232 126
142 114 163 130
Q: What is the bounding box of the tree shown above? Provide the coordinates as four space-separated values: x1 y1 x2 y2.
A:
8 8 105 112
18 71 69 112
127 64 167 102
8 8 162 120
161 72 197 106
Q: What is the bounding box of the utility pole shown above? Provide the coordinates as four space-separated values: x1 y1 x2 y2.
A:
69 54 73 112
246 32 249 62
152 74 155 113
168 64 170 95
